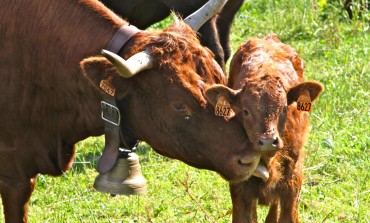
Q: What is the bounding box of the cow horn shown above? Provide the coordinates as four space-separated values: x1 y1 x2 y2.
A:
184 0 227 31
101 49 154 78
252 162 269 182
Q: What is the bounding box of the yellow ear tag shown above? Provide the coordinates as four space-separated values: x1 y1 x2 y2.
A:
215 95 234 117
297 90 312 112
99 79 116 96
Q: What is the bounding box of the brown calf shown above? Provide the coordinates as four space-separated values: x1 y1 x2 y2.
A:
206 33 324 222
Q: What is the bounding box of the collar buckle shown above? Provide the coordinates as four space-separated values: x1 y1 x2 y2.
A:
101 101 121 126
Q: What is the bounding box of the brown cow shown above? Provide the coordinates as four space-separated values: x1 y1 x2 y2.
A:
0 0 261 222
100 0 245 70
206 34 324 222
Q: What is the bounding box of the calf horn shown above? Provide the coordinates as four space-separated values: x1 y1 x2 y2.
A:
184 0 227 31
101 49 154 78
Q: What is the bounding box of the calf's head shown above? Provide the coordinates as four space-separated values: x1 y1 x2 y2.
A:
81 20 260 183
206 80 323 153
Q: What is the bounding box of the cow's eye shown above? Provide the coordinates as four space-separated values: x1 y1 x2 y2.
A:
172 102 186 111
283 106 287 113
243 109 249 116
170 100 190 116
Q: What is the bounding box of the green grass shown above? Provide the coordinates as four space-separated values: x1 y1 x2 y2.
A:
1 0 369 222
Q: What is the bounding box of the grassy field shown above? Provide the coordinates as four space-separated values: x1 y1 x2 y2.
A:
1 0 369 222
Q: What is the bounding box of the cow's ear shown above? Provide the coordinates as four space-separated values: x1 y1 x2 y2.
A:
287 81 324 105
80 56 131 99
205 84 240 107
205 84 240 120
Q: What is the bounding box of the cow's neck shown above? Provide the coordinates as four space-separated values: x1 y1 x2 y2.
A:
60 0 130 142
1 0 130 144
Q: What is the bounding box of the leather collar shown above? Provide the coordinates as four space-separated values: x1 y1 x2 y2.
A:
97 25 141 175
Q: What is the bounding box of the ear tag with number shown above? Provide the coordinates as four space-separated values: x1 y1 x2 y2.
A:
297 90 312 112
215 95 235 118
99 79 116 96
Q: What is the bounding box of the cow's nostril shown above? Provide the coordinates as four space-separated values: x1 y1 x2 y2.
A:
258 140 264 146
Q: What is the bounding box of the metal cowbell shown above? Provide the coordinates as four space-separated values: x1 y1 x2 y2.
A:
94 152 147 195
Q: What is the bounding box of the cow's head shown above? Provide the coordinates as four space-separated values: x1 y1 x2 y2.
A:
80 10 261 182
205 34 324 155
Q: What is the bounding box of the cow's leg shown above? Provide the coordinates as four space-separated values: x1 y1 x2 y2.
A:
1 177 36 223
198 19 225 70
216 0 245 64
265 200 279 223
230 182 258 223
344 0 354 19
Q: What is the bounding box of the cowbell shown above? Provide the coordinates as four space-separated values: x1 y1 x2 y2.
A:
94 152 147 195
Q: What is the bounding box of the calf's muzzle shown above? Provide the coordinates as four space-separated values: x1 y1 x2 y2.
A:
257 135 279 151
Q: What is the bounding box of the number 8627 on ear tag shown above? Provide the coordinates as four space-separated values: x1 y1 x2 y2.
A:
215 96 233 117
297 94 312 112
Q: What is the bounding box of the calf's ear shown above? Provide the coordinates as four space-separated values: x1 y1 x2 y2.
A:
287 81 324 105
205 84 240 107
80 56 131 99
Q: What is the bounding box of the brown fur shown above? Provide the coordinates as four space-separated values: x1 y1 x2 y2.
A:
122 18 226 105
206 34 323 222
0 0 258 222
228 34 323 223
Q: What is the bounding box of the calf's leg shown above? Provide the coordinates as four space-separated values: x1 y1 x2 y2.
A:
265 200 279 223
278 189 300 223
277 174 302 223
